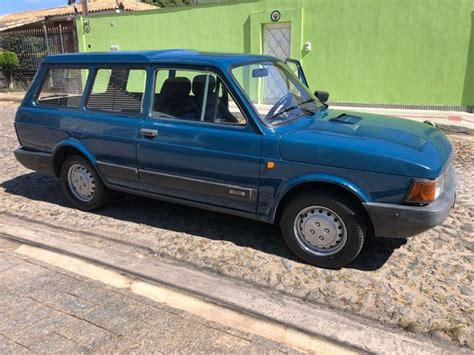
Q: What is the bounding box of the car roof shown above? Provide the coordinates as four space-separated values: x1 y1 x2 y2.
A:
42 49 278 67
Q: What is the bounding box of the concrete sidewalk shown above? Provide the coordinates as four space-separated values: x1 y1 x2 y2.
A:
0 91 24 103
0 238 300 354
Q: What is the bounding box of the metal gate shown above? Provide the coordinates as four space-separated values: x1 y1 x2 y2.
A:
0 24 77 89
263 23 291 104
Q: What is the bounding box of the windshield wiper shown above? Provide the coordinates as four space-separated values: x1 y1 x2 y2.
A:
300 98 317 105
268 98 317 121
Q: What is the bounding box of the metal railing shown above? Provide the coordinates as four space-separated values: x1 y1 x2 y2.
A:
0 23 77 89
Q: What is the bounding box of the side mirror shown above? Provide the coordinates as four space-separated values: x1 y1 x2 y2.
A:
315 91 329 103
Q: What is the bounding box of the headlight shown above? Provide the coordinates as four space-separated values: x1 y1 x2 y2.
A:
405 173 445 205
405 179 436 204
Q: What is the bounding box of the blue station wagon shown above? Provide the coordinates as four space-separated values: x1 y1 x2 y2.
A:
14 50 457 268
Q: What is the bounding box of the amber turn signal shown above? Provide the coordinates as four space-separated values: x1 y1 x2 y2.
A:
405 179 436 204
266 161 275 169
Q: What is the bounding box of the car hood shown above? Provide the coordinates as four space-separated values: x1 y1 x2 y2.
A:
279 109 452 178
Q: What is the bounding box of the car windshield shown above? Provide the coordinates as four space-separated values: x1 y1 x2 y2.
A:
231 61 322 126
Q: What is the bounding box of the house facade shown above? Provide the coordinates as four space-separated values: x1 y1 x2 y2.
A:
76 0 474 110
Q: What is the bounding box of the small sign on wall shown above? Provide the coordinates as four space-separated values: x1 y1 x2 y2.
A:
271 10 281 22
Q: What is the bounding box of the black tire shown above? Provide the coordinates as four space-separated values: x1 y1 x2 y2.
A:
280 191 367 268
60 155 110 211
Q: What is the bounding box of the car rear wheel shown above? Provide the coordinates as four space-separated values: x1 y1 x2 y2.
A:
61 155 109 211
280 191 366 268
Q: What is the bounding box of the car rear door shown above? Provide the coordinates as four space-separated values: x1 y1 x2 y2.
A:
80 66 147 189
137 67 261 213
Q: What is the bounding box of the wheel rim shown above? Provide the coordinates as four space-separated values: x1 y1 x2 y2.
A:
67 163 96 202
293 206 348 256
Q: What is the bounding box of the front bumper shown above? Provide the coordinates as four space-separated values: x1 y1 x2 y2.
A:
14 148 56 176
363 166 457 239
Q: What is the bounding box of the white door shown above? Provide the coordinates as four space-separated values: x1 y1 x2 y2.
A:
263 23 291 103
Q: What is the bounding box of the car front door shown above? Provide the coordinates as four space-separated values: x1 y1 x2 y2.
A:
137 67 261 212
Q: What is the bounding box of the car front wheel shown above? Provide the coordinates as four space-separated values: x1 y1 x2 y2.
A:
60 155 110 211
280 191 367 268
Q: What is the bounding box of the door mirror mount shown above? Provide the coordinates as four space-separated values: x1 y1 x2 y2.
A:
315 90 329 103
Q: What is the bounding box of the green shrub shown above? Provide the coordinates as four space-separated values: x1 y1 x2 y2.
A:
0 51 19 88
0 51 19 66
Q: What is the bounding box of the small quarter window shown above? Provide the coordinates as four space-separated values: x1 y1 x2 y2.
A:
87 68 146 114
37 68 88 108
153 69 246 125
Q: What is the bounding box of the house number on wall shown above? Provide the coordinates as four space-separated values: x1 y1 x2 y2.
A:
271 10 281 22
83 21 91 33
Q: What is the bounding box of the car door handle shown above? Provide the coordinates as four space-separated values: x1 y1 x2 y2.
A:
139 128 158 138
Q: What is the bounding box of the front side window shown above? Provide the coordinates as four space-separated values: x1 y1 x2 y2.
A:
87 68 146 114
231 61 322 126
37 67 88 108
153 69 246 125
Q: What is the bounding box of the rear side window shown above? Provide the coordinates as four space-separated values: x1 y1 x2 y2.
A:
87 68 146 115
37 68 88 108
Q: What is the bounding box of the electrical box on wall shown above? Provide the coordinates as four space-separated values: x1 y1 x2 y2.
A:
304 42 312 52
110 45 120 51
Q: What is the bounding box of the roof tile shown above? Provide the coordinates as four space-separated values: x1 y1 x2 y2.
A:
0 0 158 31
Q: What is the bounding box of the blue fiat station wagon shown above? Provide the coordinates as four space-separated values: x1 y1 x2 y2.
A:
14 50 457 268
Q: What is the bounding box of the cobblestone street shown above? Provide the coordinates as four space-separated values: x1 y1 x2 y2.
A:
1 102 473 349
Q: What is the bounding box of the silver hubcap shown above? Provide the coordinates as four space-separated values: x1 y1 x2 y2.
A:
293 206 347 256
67 164 96 202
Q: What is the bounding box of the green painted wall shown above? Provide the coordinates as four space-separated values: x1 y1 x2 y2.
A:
78 0 474 107
302 0 474 107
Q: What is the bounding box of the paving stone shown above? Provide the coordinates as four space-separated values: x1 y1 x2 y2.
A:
0 334 31 354
0 303 51 336
24 272 85 299
82 298 151 335
129 314 252 353
125 326 188 351
55 317 118 350
96 336 163 354
139 307 189 329
0 287 21 312
0 262 50 289
29 332 88 353
44 293 97 316
246 334 303 354
0 292 38 319
459 285 472 296
0 252 24 272
11 312 77 347
68 282 120 306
